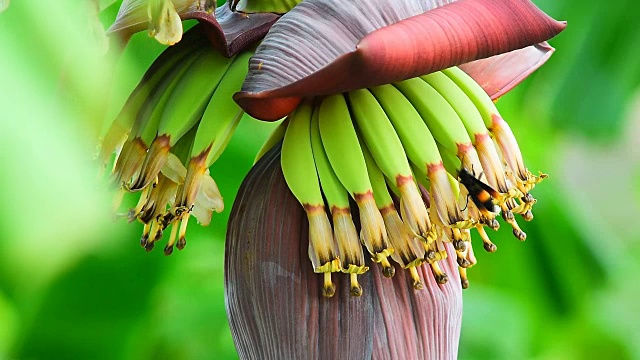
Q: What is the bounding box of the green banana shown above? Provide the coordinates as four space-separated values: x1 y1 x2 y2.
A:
318 94 394 277
421 72 514 196
130 49 236 191
360 138 426 290
393 78 472 158
159 50 236 147
369 84 471 231
98 28 206 172
441 67 545 193
348 88 434 243
190 50 251 166
396 77 509 234
310 107 367 296
113 47 203 192
281 101 341 297
439 67 498 131
162 51 251 253
420 71 533 239
254 118 288 164
393 78 489 180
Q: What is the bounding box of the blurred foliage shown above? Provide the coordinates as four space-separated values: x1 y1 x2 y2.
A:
0 0 638 359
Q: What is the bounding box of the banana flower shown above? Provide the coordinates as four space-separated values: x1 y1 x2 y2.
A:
224 1 564 357
101 0 565 358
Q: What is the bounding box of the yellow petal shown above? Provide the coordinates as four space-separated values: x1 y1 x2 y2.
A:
148 0 183 45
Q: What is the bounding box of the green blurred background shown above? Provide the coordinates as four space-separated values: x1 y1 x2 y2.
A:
0 0 638 359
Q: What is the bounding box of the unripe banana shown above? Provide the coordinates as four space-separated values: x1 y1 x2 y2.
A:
422 72 525 235
393 78 505 215
281 101 340 297
348 88 434 243
310 108 367 296
393 78 487 181
113 49 203 192
369 84 471 231
441 67 546 192
318 94 394 277
98 29 206 172
157 52 251 251
163 48 233 127
421 72 514 196
130 49 237 191
393 78 471 158
360 139 426 290
191 50 252 167
254 118 288 164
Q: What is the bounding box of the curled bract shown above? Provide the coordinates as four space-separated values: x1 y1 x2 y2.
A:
234 0 566 120
109 0 279 56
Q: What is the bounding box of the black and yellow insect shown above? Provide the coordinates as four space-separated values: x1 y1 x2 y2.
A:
458 168 500 214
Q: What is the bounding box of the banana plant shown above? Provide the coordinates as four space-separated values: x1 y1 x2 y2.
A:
100 0 565 358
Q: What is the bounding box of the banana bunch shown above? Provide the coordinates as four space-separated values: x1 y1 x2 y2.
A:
99 28 251 255
276 67 546 294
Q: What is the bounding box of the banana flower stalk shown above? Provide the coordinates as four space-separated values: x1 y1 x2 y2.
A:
226 0 564 357
100 0 565 358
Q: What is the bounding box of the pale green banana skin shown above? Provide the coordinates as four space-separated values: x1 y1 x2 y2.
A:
421 72 486 137
441 67 545 192
311 109 367 292
347 89 413 182
318 94 394 276
280 101 340 282
360 135 395 210
393 78 485 181
361 139 425 274
310 106 351 210
136 49 205 145
369 84 470 230
317 94 372 195
440 67 498 129
281 102 323 206
422 72 513 195
98 32 205 170
191 51 253 166
394 78 471 156
254 118 288 164
158 50 236 147
348 88 433 242
369 85 442 166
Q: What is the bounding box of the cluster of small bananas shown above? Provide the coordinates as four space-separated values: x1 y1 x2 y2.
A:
276 67 545 297
98 30 250 255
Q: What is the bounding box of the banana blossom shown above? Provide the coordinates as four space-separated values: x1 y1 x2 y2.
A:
229 0 564 358
103 0 565 358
